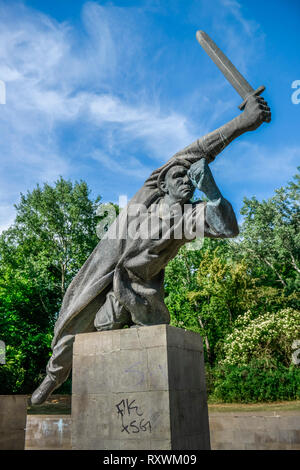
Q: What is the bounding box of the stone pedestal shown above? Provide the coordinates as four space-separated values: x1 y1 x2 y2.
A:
71 325 210 450
0 395 28 450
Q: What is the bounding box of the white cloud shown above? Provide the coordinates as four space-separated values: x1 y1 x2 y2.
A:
0 0 290 236
0 1 197 233
0 204 16 233
89 94 194 160
91 150 151 180
213 141 300 189
216 0 265 75
221 0 259 36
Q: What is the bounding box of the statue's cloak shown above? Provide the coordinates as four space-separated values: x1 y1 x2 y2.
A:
51 138 220 348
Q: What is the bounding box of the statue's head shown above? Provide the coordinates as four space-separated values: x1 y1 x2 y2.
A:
158 161 195 205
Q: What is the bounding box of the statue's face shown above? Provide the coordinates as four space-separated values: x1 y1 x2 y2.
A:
164 165 195 203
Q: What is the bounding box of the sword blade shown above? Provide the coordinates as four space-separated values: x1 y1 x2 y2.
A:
196 30 254 99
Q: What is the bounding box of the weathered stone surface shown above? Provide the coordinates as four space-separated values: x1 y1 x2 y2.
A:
25 415 71 450
25 411 300 450
0 395 27 450
209 411 300 450
71 325 210 450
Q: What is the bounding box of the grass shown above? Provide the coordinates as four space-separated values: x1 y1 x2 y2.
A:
27 395 300 415
208 400 300 413
27 394 71 415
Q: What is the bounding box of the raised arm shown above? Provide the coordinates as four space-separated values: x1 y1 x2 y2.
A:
174 94 271 164
142 94 270 201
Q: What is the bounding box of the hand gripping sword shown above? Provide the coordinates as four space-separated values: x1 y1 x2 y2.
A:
196 30 268 117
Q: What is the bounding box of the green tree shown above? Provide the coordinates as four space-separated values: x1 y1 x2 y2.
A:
0 177 103 392
165 239 235 363
187 246 256 364
236 168 300 292
164 168 300 401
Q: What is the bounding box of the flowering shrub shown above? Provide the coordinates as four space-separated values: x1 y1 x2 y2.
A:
220 308 300 367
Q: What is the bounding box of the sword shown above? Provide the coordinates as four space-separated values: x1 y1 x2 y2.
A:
196 30 267 113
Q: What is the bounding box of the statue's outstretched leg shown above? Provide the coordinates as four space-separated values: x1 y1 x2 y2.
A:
30 334 75 405
31 291 130 405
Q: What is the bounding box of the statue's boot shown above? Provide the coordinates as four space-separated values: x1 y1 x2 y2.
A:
30 375 59 405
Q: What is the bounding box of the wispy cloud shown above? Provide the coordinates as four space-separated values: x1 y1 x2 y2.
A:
0 204 16 233
0 0 292 235
91 150 151 180
87 94 193 160
212 141 300 211
0 1 197 232
213 142 300 183
215 0 265 75
221 0 259 36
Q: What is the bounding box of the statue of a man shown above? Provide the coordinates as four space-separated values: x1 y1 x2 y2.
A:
31 94 270 405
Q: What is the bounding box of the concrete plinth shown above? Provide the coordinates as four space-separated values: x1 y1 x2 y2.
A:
0 395 28 450
71 325 210 450
25 415 72 450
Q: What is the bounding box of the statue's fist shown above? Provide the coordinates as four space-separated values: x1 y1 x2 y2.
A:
188 158 222 200
188 158 213 192
241 95 271 131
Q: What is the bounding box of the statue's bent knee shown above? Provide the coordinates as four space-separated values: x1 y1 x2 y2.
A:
94 291 132 331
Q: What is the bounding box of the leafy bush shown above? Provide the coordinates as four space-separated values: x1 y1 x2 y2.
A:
0 345 26 393
209 359 300 402
219 308 300 367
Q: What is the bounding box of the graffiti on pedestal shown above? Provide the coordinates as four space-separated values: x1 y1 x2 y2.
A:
115 398 152 435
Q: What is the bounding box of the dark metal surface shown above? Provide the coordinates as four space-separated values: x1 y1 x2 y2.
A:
196 30 254 99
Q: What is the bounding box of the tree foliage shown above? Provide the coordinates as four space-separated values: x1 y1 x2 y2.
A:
221 308 300 367
0 169 299 401
236 168 300 292
164 169 300 400
0 178 102 392
210 359 300 403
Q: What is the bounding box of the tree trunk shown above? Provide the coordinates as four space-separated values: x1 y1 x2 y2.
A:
198 315 211 364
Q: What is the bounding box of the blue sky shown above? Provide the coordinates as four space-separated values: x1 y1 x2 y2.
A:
0 0 299 231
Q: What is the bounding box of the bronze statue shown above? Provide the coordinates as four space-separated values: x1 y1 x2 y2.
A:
31 31 271 405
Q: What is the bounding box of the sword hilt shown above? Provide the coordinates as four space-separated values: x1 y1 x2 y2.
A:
238 85 266 111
